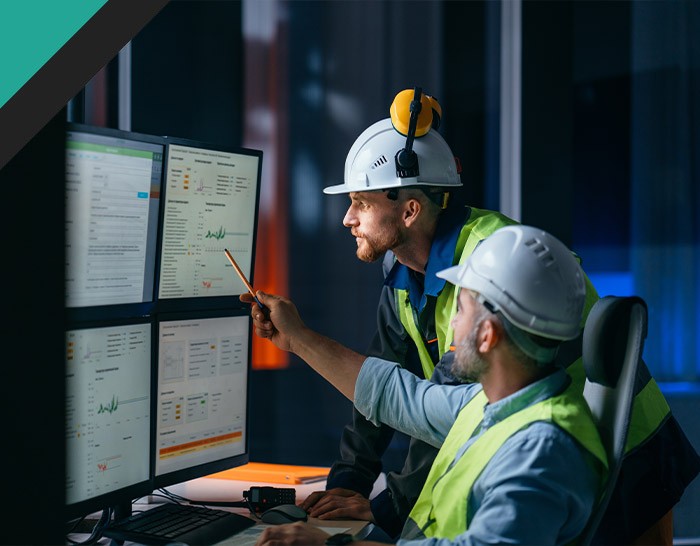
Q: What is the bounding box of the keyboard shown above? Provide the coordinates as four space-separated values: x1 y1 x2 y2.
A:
103 503 256 545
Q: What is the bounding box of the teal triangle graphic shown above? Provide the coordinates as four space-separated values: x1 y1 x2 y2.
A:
0 0 108 110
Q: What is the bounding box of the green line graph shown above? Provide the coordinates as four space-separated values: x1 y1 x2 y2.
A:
205 226 226 240
98 395 119 415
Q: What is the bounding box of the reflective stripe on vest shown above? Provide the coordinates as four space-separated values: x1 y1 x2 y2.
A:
396 207 517 379
407 384 608 541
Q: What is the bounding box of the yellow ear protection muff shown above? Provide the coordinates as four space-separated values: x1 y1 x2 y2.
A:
387 88 451 208
391 88 435 137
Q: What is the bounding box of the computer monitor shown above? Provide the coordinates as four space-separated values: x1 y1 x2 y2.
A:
156 138 262 311
65 320 153 520
153 310 250 489
65 124 164 317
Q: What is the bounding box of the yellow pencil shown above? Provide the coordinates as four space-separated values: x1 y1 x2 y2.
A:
224 249 266 310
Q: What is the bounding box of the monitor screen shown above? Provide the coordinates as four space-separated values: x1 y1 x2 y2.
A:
154 312 250 487
65 125 164 310
65 321 153 518
157 140 262 306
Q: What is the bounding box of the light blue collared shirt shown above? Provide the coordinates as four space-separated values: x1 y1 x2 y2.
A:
354 358 600 546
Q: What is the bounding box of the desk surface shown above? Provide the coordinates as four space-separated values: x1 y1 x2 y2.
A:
166 475 375 537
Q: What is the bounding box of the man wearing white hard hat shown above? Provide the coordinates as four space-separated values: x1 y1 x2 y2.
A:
246 225 606 546
307 88 527 539
300 88 696 545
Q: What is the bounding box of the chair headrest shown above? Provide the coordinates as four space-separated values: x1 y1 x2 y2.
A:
583 296 648 388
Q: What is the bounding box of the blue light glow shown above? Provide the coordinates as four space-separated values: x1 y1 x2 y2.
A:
586 271 635 297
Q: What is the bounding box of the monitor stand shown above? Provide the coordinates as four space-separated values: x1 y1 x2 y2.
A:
113 499 132 521
109 500 133 545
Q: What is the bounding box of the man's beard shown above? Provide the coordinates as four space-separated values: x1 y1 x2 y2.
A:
452 324 489 383
352 220 403 263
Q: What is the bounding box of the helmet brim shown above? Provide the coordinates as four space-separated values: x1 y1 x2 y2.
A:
324 178 460 196
322 183 351 195
436 264 464 288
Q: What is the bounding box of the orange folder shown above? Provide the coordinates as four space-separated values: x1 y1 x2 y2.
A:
206 462 330 485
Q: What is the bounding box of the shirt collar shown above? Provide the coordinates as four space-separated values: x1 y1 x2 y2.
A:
481 368 571 429
384 205 469 311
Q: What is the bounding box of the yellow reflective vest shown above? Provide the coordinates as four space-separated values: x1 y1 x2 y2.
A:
406 383 608 541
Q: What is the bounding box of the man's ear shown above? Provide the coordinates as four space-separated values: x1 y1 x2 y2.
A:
402 198 422 228
477 319 500 354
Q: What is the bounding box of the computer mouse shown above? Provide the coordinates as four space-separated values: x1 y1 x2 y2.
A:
260 504 308 524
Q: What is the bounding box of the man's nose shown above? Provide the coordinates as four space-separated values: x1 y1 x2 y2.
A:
343 207 358 227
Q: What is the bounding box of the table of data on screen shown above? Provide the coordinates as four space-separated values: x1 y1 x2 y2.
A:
158 144 259 299
156 316 248 477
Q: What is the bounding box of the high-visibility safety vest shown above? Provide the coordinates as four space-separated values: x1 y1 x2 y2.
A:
395 207 517 380
395 207 670 458
406 384 608 541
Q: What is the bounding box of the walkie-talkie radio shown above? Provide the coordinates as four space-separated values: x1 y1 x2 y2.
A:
243 486 296 512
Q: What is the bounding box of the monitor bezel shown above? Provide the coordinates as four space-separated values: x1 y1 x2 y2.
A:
64 123 166 322
64 316 156 521
153 136 263 314
152 308 252 490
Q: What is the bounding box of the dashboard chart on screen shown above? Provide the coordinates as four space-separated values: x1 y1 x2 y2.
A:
65 322 151 509
158 142 261 300
155 314 249 482
65 127 163 308
63 125 259 536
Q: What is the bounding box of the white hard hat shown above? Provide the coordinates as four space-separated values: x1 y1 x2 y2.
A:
323 118 462 195
437 225 586 341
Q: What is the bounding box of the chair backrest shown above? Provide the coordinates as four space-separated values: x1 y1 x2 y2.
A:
578 295 648 546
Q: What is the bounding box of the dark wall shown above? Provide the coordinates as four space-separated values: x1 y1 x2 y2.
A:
571 1 631 271
441 0 488 210
521 0 575 246
520 0 634 257
131 0 243 146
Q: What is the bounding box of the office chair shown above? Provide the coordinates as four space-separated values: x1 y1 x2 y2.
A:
578 296 648 546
